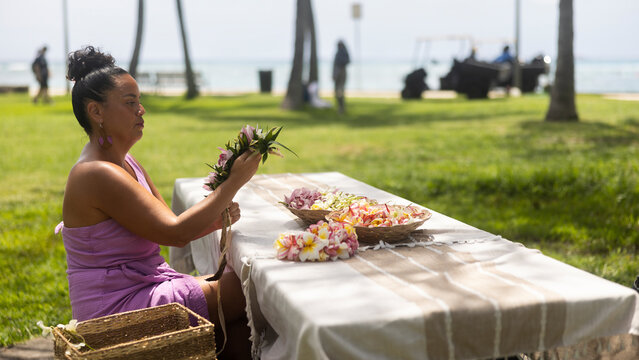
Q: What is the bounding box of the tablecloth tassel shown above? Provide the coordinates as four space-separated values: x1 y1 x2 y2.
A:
241 256 263 360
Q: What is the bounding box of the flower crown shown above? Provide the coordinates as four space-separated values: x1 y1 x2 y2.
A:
204 124 295 191
274 220 359 262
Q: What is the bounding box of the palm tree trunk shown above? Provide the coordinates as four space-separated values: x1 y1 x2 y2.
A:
282 0 307 109
128 0 144 79
545 0 578 121
176 0 198 99
308 0 318 84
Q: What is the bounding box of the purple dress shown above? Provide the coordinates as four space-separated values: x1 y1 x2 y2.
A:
56 154 209 322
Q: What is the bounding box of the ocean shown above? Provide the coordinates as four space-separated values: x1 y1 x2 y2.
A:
1 59 638 95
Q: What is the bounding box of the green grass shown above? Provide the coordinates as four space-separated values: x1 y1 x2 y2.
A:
1 92 638 346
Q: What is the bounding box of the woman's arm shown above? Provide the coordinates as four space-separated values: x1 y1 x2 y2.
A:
132 154 233 238
69 151 259 247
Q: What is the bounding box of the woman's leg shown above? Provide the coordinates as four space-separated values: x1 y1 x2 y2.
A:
198 271 251 360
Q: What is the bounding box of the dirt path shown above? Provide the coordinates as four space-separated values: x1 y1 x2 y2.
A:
0 337 53 360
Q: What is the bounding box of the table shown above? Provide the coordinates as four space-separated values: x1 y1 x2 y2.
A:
170 172 639 360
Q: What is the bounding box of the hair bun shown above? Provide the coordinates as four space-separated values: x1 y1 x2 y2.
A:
66 46 116 82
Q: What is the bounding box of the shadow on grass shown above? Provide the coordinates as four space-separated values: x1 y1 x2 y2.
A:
143 95 547 130
514 117 639 157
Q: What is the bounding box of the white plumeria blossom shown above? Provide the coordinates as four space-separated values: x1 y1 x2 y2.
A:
36 319 84 348
317 227 330 241
337 243 351 259
65 319 78 333
36 321 51 337
298 232 327 262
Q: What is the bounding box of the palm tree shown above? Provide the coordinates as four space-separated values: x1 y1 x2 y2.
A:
308 1 318 85
545 0 578 121
176 0 198 99
128 0 144 79
282 0 318 110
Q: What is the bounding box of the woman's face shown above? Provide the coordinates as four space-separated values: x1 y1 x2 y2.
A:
100 74 145 145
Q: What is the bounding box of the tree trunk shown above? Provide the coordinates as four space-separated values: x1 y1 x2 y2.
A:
282 0 307 110
128 0 144 79
176 0 198 99
307 0 318 84
545 0 578 121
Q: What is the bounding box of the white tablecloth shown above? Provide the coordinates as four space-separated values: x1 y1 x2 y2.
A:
170 172 639 360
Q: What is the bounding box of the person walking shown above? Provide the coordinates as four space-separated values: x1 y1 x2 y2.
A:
332 40 350 114
32 46 51 104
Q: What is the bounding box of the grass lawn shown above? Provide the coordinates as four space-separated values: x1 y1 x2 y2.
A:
1 91 638 346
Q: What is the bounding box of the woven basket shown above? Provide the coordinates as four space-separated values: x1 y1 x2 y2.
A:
327 207 432 244
285 205 331 225
53 303 216 360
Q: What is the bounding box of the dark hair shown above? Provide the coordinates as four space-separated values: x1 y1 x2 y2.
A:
66 46 128 135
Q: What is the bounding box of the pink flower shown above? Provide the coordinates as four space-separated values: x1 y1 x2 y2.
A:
217 147 233 169
274 220 359 262
207 171 219 184
284 187 322 210
274 233 301 261
298 232 327 262
240 125 256 142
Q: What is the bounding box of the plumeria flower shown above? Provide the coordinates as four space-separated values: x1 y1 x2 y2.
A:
336 243 351 259
316 225 331 242
274 220 359 262
36 321 51 337
274 233 300 260
65 319 78 333
36 319 91 350
298 232 327 262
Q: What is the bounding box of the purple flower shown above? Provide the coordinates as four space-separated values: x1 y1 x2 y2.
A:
240 125 256 142
217 147 233 169
207 171 219 184
284 187 322 210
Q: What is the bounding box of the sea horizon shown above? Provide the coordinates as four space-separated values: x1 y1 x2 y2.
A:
2 58 638 95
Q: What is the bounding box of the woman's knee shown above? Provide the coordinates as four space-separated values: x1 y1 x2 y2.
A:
219 272 247 322
199 272 247 324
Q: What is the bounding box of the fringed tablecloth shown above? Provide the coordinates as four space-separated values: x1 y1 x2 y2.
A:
170 172 639 360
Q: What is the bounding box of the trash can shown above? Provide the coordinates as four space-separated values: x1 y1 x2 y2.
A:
259 70 273 93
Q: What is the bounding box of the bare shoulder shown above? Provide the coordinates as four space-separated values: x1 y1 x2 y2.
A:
68 160 130 188
63 160 138 227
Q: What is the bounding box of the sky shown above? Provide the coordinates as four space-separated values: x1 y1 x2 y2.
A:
1 0 638 66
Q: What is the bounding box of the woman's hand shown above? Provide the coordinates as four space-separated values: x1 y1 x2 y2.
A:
228 150 260 187
226 201 241 226
212 202 241 229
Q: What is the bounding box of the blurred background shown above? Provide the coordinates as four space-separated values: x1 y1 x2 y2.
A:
1 0 638 95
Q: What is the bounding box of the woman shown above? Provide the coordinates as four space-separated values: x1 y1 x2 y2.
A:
58 46 259 359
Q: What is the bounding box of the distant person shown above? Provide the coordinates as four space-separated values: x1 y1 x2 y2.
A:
494 45 514 64
332 40 350 114
401 68 428 99
32 46 51 104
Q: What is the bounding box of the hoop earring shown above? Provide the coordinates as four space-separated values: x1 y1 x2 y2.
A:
97 123 113 148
